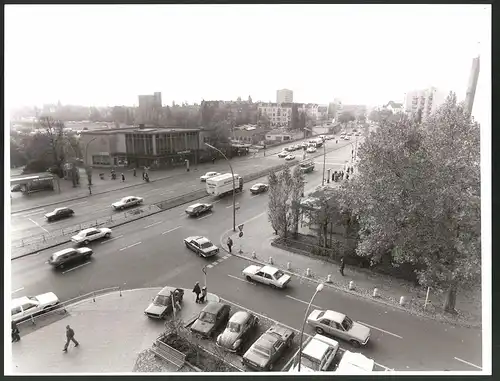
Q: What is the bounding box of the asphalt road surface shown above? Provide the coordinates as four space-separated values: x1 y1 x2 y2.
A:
10 138 481 372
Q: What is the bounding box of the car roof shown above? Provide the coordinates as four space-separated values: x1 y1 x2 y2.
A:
337 351 375 372
261 265 279 275
187 203 202 209
303 338 331 360
52 247 77 258
77 228 98 235
252 183 265 187
229 311 252 324
12 296 32 308
53 207 69 212
202 302 227 314
194 236 210 244
323 310 346 323
158 286 181 296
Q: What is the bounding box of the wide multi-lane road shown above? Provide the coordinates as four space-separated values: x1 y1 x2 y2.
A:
10 139 482 372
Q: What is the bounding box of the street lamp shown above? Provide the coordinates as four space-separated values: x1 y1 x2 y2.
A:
304 127 327 186
298 283 324 372
205 143 237 232
84 137 97 192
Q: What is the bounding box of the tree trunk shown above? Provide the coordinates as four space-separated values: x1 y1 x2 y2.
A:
323 223 328 248
443 285 457 314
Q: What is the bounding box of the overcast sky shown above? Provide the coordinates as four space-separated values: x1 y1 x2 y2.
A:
5 4 490 114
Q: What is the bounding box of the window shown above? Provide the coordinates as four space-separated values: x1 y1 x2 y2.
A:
12 306 22 315
22 303 36 312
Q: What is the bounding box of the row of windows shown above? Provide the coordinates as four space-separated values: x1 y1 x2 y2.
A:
125 132 199 156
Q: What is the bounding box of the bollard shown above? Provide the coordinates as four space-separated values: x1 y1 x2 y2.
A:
119 287 122 297
349 280 355 290
269 256 273 265
287 262 292 270
252 251 257 259
306 268 311 277
399 296 406 306
326 274 332 283
373 288 378 298
93 292 96 302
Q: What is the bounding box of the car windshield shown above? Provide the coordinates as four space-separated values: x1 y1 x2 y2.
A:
274 270 285 280
253 344 271 357
200 242 213 249
186 206 195 212
228 322 241 333
342 316 354 331
316 311 325 319
153 295 170 306
28 296 39 302
199 311 216 324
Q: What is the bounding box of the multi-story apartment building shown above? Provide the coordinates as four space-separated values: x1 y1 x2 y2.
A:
258 102 293 128
276 89 293 103
404 87 447 120
137 92 162 125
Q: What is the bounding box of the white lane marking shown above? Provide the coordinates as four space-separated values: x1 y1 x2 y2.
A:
179 212 186 216
227 274 254 284
68 201 88 207
211 199 222 204
61 261 91 274
375 362 394 371
162 226 182 235
101 235 124 244
27 218 49 233
143 221 163 229
357 321 403 339
285 295 321 309
196 213 213 220
11 287 24 294
223 254 231 259
119 241 142 251
160 191 174 196
206 264 214 269
454 357 482 370
22 210 47 217
226 203 239 209
15 208 45 216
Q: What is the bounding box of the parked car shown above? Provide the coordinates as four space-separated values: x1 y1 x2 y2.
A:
71 227 112 245
190 302 231 338
183 236 219 257
216 311 259 353
301 142 309 148
289 334 339 372
112 196 143 210
242 265 291 289
185 203 213 217
200 172 221 182
344 136 351 140
306 309 370 348
336 350 375 373
11 292 60 323
48 247 93 269
144 287 184 319
242 325 295 371
250 183 269 195
306 147 317 153
285 154 296 161
44 207 74 222
277 151 288 158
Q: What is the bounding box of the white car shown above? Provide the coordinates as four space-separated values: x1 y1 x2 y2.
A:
184 236 220 257
242 265 291 289
200 172 221 182
301 142 309 148
336 351 375 373
11 292 60 323
344 136 351 140
71 227 112 245
277 151 288 158
289 334 339 372
112 196 144 210
285 154 296 161
306 147 317 153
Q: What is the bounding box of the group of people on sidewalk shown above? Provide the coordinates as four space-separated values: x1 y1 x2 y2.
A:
332 167 354 182
12 321 80 354
192 281 207 304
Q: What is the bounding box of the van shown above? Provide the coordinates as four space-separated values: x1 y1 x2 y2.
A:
48 247 93 269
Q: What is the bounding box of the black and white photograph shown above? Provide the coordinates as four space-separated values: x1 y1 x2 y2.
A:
5 4 491 375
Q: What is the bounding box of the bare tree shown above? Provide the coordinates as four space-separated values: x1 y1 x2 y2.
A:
38 116 66 177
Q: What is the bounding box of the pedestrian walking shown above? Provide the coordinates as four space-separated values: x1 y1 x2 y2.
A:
63 325 79 352
340 256 345 276
332 171 337 182
121 173 125 182
133 168 137 177
88 184 92 195
227 237 233 253
199 286 207 303
12 321 20 342
192 281 202 303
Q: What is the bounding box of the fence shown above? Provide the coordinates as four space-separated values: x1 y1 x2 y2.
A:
17 286 121 329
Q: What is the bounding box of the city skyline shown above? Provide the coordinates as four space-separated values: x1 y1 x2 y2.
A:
6 5 489 115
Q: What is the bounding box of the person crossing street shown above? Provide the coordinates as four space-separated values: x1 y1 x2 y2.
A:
63 325 79 352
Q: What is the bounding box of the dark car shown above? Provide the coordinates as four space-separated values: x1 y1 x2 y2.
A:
48 247 93 269
190 302 231 338
185 203 213 217
144 287 184 319
216 311 259 353
242 324 295 371
249 183 269 195
44 207 74 222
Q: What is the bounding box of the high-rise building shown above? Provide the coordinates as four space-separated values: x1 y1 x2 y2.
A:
276 89 293 104
464 55 480 116
404 87 447 120
137 92 162 125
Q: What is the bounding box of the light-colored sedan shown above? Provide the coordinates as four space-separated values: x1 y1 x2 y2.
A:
71 227 112 245
285 154 296 161
306 147 317 153
11 292 60 323
112 196 143 210
200 172 221 182
277 151 288 158
242 265 291 289
306 309 371 348
184 236 219 257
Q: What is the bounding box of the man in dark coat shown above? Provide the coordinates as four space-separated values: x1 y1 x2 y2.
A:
192 281 202 303
227 237 233 253
339 256 346 276
63 325 79 352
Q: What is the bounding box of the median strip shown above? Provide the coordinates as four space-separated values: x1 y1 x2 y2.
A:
285 295 321 309
357 321 403 339
61 261 91 274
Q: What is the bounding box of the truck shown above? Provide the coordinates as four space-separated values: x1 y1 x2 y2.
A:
206 173 244 197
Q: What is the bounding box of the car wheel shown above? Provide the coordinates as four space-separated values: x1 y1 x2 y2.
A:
246 276 252 282
350 340 361 348
315 327 324 334
58 263 65 270
83 240 89 245
105 233 111 238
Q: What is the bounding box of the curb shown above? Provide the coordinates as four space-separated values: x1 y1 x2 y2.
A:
219 230 481 330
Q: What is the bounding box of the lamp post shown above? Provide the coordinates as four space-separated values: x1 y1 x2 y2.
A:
205 143 237 232
84 137 97 191
304 127 327 186
298 283 324 372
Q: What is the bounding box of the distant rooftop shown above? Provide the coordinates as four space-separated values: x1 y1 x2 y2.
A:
80 126 201 135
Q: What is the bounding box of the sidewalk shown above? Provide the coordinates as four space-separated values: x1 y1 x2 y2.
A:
222 212 482 329
10 288 219 374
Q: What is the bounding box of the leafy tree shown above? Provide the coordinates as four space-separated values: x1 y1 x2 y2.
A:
290 104 300 130
344 93 480 313
10 139 27 167
257 110 270 128
267 170 283 235
290 166 305 238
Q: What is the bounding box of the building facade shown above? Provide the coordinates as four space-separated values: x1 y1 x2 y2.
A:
137 92 162 125
258 102 293 128
80 125 202 169
231 124 269 145
404 87 447 120
276 89 293 103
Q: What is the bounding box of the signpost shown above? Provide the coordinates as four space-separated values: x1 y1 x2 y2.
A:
238 224 244 253
202 266 207 289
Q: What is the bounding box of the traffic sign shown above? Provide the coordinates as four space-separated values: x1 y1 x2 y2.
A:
238 224 244 232
239 231 244 238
